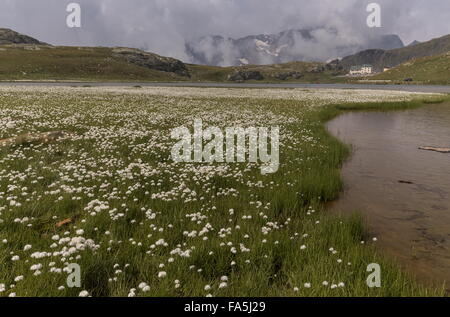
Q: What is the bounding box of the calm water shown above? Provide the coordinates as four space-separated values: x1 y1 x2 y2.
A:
1 82 450 94
327 103 450 290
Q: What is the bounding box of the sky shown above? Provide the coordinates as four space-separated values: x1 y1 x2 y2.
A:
1 0 450 62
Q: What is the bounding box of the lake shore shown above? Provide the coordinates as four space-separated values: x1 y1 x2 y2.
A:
0 86 447 297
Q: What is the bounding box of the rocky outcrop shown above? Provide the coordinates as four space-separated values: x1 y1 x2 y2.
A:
273 71 303 80
112 47 190 77
307 65 325 73
0 28 47 45
227 70 264 81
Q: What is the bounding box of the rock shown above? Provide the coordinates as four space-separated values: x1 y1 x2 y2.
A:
274 71 304 80
112 47 190 77
0 131 75 147
307 65 325 73
419 146 450 153
227 70 264 81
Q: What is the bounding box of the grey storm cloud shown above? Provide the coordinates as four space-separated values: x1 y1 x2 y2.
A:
0 0 449 61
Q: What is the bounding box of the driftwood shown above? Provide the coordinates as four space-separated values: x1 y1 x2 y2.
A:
0 131 75 147
418 146 450 153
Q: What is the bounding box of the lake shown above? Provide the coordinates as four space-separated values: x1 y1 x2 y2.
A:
327 102 450 290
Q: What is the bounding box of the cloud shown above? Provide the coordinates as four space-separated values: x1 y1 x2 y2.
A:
0 0 449 61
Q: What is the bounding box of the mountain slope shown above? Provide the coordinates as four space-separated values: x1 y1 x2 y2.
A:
339 34 450 71
0 28 46 45
186 28 403 66
0 44 345 83
0 45 191 81
371 51 450 84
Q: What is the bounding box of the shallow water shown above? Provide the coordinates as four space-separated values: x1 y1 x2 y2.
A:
327 103 450 290
1 82 450 94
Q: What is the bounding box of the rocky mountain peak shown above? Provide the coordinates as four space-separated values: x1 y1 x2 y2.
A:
186 28 404 67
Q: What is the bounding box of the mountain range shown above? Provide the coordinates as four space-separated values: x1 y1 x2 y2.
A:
185 28 404 66
1 27 449 84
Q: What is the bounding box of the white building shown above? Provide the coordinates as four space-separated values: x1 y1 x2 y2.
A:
349 64 373 76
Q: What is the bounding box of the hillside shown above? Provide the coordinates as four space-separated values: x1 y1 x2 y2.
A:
370 51 450 85
0 45 193 81
339 34 450 71
0 44 343 83
0 28 46 45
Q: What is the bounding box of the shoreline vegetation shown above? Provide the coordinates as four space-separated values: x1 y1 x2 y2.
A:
0 86 448 297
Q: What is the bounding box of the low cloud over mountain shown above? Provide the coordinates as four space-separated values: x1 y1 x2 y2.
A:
1 0 449 64
186 28 404 66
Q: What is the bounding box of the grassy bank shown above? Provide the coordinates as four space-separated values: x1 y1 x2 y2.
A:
0 87 446 297
370 51 450 85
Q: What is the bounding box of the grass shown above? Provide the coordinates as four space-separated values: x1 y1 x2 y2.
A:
0 46 186 82
2 43 449 86
0 87 446 297
370 52 450 85
0 45 347 83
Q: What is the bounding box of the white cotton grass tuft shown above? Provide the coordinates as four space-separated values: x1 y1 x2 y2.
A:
158 271 167 278
14 276 24 282
0 86 426 297
138 282 150 292
78 290 89 297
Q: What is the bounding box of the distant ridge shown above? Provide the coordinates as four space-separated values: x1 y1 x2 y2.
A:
372 51 450 85
407 40 421 47
339 34 450 71
0 28 47 45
